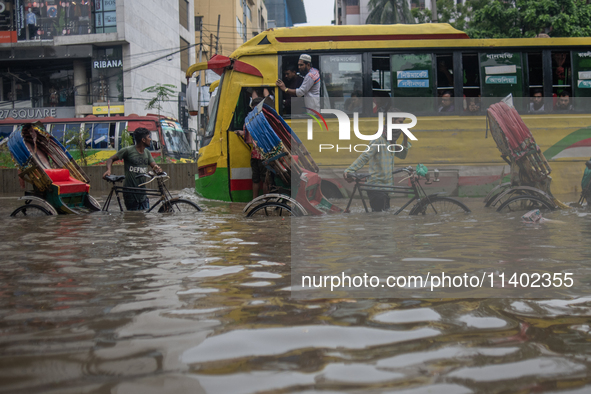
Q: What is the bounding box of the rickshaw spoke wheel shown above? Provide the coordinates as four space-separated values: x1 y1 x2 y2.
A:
496 195 555 213
410 196 471 215
246 202 298 217
158 198 202 213
10 204 53 217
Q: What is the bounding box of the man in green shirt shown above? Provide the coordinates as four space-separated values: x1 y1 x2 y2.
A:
103 128 162 211
344 115 411 212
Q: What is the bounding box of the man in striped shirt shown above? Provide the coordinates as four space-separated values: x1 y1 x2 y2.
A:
276 54 320 111
344 115 411 212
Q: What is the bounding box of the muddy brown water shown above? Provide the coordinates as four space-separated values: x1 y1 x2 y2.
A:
1 190 591 394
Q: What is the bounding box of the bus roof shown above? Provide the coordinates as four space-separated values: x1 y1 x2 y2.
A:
231 23 591 58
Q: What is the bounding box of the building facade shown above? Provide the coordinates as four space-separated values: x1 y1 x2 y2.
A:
194 0 267 58
0 0 195 130
265 0 306 28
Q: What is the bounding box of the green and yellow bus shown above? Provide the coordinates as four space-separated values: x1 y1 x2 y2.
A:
186 24 591 202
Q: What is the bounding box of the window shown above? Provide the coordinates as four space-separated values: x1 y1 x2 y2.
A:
480 52 523 99
94 0 117 34
180 37 190 72
391 53 434 113
179 0 189 30
92 46 123 104
236 17 243 38
320 54 363 111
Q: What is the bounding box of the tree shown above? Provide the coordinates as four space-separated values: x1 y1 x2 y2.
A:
412 0 472 30
366 0 415 24
64 127 91 166
466 0 591 38
142 83 176 163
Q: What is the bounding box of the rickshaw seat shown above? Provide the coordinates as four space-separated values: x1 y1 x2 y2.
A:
45 169 90 194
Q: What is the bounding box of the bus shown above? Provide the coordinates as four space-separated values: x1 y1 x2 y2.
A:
186 24 591 202
0 114 195 166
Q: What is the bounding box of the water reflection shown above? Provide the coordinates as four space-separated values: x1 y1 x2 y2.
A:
0 191 591 393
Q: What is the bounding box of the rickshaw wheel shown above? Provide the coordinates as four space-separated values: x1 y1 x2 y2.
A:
246 202 300 217
496 195 555 213
10 204 53 217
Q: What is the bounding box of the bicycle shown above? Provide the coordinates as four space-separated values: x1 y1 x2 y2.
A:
103 171 202 213
344 166 471 215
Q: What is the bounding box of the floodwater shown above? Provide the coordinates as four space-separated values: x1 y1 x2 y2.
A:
1 190 591 394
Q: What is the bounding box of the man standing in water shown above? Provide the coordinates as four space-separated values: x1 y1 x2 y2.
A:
103 128 162 211
343 113 411 212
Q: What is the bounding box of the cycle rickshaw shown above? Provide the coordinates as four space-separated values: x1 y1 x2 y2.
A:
7 122 201 216
242 102 470 217
483 101 569 213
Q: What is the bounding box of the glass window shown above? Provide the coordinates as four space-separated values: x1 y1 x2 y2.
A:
94 0 117 34
436 53 454 91
64 123 81 150
92 46 123 104
50 124 66 144
390 53 434 113
462 53 481 113
480 52 523 99
573 50 591 110
91 123 109 149
0 125 14 142
320 54 362 111
372 55 392 96
180 37 190 73
179 0 189 30
551 51 572 98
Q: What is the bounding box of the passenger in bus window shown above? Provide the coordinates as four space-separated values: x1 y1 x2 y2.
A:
276 54 320 111
437 59 454 88
281 64 304 115
466 97 481 113
438 91 454 112
345 90 363 113
529 89 545 113
554 90 573 112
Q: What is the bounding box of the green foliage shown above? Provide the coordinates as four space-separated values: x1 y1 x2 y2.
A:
142 83 176 113
0 140 15 168
65 128 91 166
366 0 415 24
466 0 591 38
411 0 471 30
121 127 133 148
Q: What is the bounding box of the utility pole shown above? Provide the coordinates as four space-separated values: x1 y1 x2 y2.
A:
431 0 438 23
197 18 203 135
242 0 247 43
210 33 213 59
215 15 220 55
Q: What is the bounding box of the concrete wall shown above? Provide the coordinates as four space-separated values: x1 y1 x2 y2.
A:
0 163 198 195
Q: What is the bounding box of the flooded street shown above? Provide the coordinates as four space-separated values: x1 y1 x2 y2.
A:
2 190 591 394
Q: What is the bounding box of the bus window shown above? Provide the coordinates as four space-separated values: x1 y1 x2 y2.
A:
527 52 544 112
320 54 363 111
116 121 127 150
552 51 572 97
0 125 13 142
202 73 223 148
480 51 523 102
573 50 591 110
436 54 454 92
50 124 66 145
91 123 110 149
372 54 391 113
64 123 81 150
390 53 434 113
462 53 481 102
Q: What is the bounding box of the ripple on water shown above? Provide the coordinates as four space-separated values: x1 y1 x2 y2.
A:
189 265 244 278
318 363 404 383
181 325 440 364
372 308 441 324
458 315 508 329
448 357 586 382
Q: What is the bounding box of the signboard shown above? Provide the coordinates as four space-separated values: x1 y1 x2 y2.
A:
93 105 124 115
578 80 591 89
485 65 517 75
0 107 76 120
398 79 430 88
397 70 429 79
485 75 517 84
579 71 591 80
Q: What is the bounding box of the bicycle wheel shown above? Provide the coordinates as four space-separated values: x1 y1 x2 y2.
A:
410 196 471 215
246 202 299 217
10 204 53 217
496 195 555 213
158 198 202 213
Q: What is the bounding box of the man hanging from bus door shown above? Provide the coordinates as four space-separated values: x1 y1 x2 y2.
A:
343 111 412 212
276 54 320 112
280 64 304 115
102 128 162 211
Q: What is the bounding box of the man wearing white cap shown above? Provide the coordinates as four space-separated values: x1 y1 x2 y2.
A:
276 54 320 111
